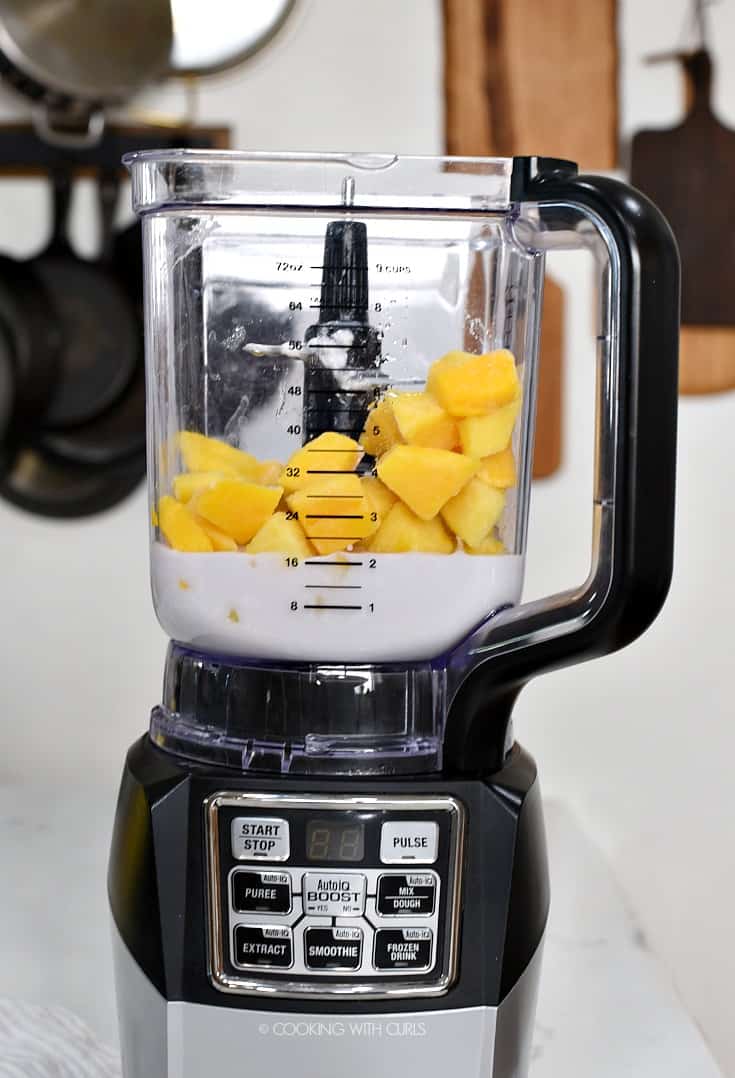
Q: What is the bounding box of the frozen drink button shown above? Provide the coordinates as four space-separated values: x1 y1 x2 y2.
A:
380 821 438 864
231 817 290 861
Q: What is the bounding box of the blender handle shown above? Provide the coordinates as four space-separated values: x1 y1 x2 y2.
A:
444 165 680 773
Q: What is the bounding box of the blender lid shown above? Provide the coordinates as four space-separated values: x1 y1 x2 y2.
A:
124 150 517 214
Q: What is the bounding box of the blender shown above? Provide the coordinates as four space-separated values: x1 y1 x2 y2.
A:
108 152 679 1077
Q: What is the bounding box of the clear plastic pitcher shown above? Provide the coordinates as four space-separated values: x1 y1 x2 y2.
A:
127 151 678 773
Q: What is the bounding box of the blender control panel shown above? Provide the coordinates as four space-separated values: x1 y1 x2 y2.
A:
205 793 465 999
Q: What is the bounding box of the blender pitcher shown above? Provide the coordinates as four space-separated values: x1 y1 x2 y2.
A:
109 152 678 1078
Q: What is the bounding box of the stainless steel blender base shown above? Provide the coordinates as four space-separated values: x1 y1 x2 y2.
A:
112 923 544 1078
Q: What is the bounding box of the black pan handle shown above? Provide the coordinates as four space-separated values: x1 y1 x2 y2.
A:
444 163 680 773
47 164 74 255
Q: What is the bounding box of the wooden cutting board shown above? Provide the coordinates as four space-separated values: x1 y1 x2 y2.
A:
631 49 735 394
442 0 613 475
443 0 618 167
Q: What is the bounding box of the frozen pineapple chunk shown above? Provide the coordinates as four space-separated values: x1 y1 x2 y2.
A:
441 477 505 548
367 502 455 554
287 473 377 555
177 431 260 479
392 392 458 450
427 349 520 417
476 446 516 490
173 470 226 503
458 397 521 458
282 432 363 493
246 512 314 558
361 476 397 523
190 513 238 552
360 395 403 457
377 445 477 520
158 495 214 552
466 533 507 555
195 479 283 545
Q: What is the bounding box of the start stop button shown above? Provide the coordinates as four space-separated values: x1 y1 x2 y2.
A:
380 821 438 864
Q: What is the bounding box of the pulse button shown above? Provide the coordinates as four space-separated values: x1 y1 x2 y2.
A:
380 821 438 864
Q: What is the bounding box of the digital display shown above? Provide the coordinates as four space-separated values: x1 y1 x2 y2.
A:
306 819 365 862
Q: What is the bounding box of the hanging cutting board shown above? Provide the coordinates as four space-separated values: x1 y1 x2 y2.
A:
442 0 609 476
443 0 618 166
631 48 735 394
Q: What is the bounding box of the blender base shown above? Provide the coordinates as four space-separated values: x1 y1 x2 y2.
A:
112 921 544 1078
109 735 549 1078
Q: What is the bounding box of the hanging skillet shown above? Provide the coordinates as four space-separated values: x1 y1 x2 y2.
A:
30 165 139 431
0 0 172 138
38 167 145 466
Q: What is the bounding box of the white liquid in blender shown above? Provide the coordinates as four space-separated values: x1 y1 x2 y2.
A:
152 543 524 663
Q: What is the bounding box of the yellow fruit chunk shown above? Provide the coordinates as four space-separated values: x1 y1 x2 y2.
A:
282 432 363 493
256 459 284 486
441 477 505 548
246 512 314 557
190 512 238 552
458 397 521 458
367 502 455 554
286 474 378 555
173 470 225 503
427 349 521 417
360 395 403 456
158 495 214 552
476 446 516 490
195 480 283 544
466 533 507 555
361 476 397 522
392 392 458 450
177 431 260 479
377 445 477 520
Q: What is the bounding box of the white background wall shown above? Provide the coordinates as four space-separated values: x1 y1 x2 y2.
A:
0 0 733 1071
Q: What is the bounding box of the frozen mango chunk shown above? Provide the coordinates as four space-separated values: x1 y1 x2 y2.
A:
360 395 403 457
282 432 363 493
158 495 214 552
476 446 516 490
256 459 284 486
392 392 458 450
377 445 477 520
195 479 282 544
361 476 397 523
466 533 507 555
246 512 314 558
189 512 238 552
177 431 260 479
173 470 226 503
458 397 521 458
367 502 455 554
287 473 377 555
441 477 505 548
427 349 520 417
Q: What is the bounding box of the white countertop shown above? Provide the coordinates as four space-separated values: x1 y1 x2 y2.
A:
0 781 723 1076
